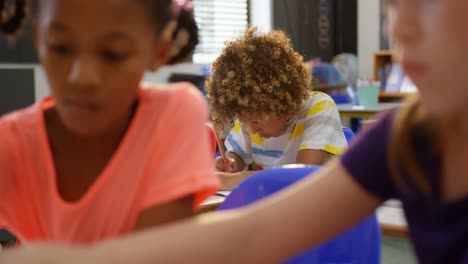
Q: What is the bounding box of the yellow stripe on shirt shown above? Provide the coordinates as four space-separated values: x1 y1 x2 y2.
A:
307 100 336 117
289 122 305 141
299 144 309 151
312 91 328 97
323 144 345 155
233 120 242 134
250 132 265 145
299 144 345 155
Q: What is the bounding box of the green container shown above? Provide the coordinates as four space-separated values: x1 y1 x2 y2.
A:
357 85 379 108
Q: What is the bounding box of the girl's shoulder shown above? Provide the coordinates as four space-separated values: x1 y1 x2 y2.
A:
0 103 41 168
0 103 40 137
136 82 209 129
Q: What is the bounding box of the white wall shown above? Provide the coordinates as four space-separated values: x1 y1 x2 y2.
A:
34 66 49 100
358 0 381 79
250 0 273 32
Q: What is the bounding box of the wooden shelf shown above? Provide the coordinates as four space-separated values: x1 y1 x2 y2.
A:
374 50 394 57
374 50 394 81
381 223 409 238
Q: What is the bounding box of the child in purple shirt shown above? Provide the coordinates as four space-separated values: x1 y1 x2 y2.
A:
343 111 468 263
1 0 468 263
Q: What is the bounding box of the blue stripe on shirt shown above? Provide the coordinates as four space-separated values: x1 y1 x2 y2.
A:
252 147 285 159
227 134 250 159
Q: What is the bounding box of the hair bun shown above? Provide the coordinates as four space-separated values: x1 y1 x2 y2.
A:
166 7 199 65
0 0 28 36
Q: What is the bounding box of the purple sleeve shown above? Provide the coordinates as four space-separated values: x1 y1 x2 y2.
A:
340 112 398 200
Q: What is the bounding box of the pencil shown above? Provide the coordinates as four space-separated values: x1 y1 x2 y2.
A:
213 128 229 168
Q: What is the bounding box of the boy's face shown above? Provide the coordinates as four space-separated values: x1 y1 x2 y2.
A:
239 116 288 139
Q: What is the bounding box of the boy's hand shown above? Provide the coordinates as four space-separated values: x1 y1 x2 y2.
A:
215 156 239 172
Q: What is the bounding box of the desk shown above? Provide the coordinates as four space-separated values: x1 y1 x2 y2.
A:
379 92 414 103
199 196 409 238
198 195 225 214
377 200 409 238
337 103 401 119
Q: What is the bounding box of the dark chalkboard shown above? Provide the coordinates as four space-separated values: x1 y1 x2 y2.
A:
0 68 35 116
0 20 38 63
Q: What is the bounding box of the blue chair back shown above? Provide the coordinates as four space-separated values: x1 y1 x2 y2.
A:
219 167 381 264
330 94 352 105
342 127 355 143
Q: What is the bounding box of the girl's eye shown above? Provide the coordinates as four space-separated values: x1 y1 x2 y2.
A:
47 43 73 56
102 51 129 63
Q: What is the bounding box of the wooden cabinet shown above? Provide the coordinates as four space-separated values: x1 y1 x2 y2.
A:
374 50 416 102
373 50 393 81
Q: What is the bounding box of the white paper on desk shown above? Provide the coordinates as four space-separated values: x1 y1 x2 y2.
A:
201 195 225 206
216 191 231 197
377 206 407 226
384 199 402 208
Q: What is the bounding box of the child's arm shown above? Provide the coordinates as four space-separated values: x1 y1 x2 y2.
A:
217 149 329 190
100 160 382 264
217 171 257 190
133 196 194 230
0 160 383 264
296 149 329 165
216 151 252 190
227 151 247 170
215 151 248 172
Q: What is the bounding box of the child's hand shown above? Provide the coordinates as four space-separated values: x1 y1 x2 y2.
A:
0 244 91 264
215 156 239 172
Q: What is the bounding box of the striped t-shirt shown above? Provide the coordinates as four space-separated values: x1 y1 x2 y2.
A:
225 92 348 170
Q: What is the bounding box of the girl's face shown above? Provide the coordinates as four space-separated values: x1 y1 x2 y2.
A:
36 0 168 136
388 0 468 117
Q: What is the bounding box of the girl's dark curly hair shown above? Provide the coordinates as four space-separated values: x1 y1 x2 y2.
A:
0 0 197 64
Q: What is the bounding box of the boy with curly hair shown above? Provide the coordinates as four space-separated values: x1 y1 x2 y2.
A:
206 28 347 190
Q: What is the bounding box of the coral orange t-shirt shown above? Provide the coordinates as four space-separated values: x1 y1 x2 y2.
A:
0 83 219 244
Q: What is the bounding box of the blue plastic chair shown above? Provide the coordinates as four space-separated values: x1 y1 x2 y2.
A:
342 126 355 143
219 166 381 264
330 93 352 105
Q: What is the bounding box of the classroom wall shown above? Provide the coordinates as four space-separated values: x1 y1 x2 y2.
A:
34 65 49 100
358 0 381 79
0 65 35 115
250 0 273 32
26 1 274 102
4 1 380 103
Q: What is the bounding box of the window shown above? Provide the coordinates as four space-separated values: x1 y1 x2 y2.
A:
193 0 249 64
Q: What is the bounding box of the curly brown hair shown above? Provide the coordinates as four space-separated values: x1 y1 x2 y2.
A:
206 27 311 128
